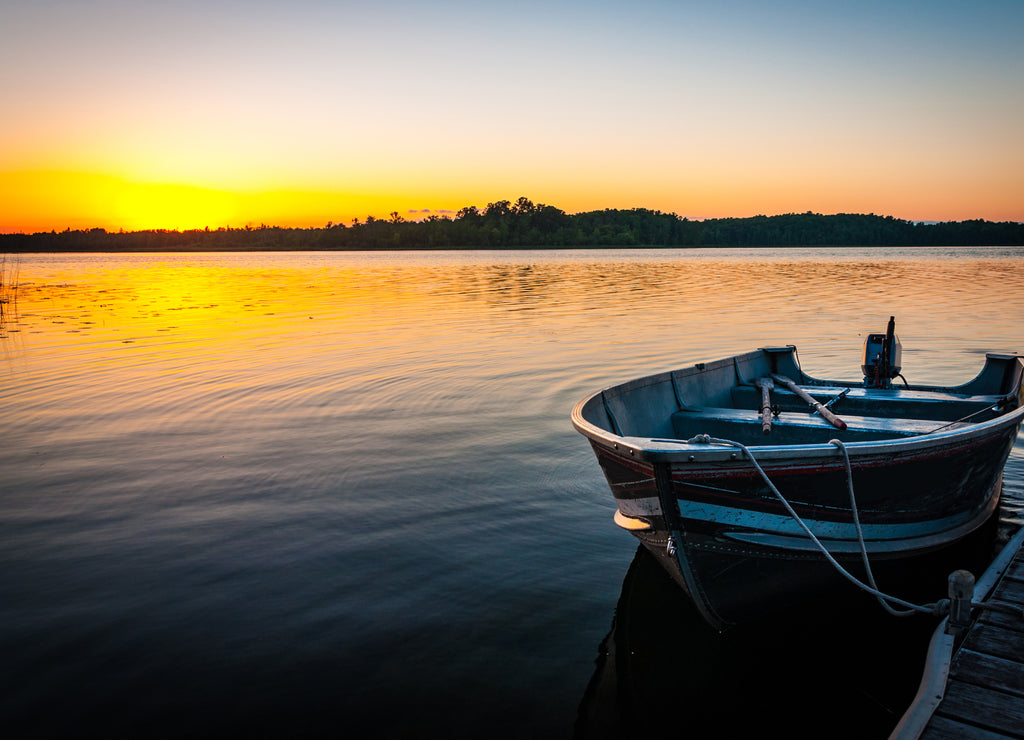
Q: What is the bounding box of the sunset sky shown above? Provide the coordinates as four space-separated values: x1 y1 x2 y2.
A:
2 0 1022 233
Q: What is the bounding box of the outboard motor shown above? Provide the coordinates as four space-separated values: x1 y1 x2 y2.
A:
862 316 902 388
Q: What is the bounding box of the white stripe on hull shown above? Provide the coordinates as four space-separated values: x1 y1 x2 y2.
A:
616 495 993 541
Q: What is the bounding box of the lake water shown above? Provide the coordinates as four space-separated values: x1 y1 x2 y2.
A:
1 248 1022 738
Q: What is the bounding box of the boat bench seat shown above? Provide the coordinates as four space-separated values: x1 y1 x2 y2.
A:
729 384 1005 423
671 407 968 446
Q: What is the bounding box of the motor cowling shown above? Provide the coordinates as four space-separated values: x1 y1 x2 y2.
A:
862 316 902 388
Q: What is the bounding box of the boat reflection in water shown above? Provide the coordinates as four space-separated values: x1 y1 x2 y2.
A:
575 513 1000 740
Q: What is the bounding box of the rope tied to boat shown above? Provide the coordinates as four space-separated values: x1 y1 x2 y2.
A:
684 434 946 618
830 438 920 617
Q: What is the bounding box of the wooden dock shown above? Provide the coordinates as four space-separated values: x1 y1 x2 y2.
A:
891 525 1024 739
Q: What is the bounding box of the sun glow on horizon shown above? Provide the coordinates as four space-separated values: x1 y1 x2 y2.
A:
3 165 1024 237
4 166 1023 236
0 171 479 233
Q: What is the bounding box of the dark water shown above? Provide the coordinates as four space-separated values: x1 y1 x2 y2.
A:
1 248 1022 738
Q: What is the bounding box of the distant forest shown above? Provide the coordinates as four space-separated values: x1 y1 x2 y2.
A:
3 197 1023 251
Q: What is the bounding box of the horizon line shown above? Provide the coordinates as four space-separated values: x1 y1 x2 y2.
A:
4 209 1023 237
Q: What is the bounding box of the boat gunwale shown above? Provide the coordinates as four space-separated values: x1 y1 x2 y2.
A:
571 350 1024 465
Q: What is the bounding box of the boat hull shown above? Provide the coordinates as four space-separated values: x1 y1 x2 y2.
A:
592 424 1013 630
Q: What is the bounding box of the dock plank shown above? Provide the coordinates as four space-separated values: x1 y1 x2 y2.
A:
1004 558 1024 584
952 649 1024 698
921 713 1020 739
977 608 1024 634
933 680 1024 737
995 566 1024 594
961 621 1024 665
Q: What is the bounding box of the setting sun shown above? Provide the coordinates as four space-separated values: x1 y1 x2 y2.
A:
111 182 240 232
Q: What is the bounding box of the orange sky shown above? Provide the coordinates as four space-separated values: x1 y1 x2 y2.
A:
2 0 1022 233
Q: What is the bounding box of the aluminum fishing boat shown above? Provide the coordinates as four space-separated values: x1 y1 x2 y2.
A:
572 319 1024 631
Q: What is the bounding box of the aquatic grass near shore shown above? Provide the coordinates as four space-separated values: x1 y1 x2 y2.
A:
0 254 21 333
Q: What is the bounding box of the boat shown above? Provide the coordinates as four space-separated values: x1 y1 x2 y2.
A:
572 318 1024 631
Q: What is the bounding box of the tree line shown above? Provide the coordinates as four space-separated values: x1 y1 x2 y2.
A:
3 197 1023 251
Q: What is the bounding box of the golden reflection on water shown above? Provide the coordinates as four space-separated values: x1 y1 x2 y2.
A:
3 250 1023 408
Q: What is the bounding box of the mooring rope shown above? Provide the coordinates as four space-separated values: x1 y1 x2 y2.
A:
830 438 918 617
685 434 944 617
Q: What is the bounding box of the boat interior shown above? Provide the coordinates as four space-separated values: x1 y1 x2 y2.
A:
586 348 1023 448
671 385 991 446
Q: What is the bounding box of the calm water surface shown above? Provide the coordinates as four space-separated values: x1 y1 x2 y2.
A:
1 248 1022 738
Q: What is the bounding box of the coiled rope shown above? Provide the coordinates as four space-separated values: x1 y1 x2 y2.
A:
685 434 945 617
